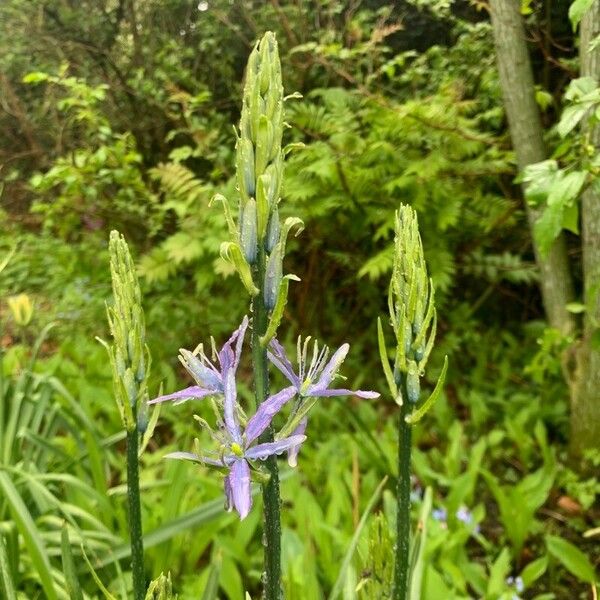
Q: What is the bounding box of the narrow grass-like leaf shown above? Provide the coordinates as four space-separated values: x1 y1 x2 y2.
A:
0 472 58 600
408 486 432 600
328 476 388 600
0 534 17 600
82 544 118 600
61 525 84 600
201 551 223 600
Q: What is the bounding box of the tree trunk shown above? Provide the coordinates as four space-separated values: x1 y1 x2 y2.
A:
571 0 600 456
489 0 575 335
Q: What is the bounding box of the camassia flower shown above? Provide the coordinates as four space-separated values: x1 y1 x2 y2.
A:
267 337 379 465
166 370 305 520
148 316 249 405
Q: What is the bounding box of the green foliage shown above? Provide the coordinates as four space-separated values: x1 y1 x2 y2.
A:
523 76 600 257
1 1 598 598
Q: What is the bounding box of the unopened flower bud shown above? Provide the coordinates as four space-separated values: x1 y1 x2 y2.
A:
406 361 420 404
264 242 283 310
265 208 280 253
240 198 258 264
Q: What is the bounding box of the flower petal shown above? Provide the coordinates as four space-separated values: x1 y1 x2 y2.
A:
267 339 301 387
223 369 242 443
244 386 297 445
148 386 214 405
244 434 307 461
286 418 307 467
307 387 379 399
219 315 249 373
163 451 224 466
312 343 349 390
179 349 223 391
229 459 252 519
224 474 234 512
232 315 249 373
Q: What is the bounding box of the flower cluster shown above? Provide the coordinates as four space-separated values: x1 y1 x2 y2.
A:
150 317 379 519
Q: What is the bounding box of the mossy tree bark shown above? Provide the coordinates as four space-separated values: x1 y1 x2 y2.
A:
571 0 600 457
489 0 575 336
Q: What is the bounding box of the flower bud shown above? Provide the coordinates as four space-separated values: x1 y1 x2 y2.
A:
240 198 258 264
7 293 34 327
264 242 283 310
265 207 280 253
406 361 420 404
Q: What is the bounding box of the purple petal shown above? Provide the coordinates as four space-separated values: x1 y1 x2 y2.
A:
180 349 223 391
267 339 301 387
223 369 242 443
148 386 214 405
232 316 249 373
312 343 349 390
229 459 252 519
244 386 297 445
307 387 379 399
244 434 307 461
163 451 224 466
287 418 307 467
219 316 249 373
224 475 234 512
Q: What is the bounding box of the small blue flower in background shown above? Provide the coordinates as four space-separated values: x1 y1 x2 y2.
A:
456 505 480 533
432 507 447 522
506 575 524 597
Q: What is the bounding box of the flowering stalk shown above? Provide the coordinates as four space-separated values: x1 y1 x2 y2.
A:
214 31 294 598
378 205 448 600
102 231 150 600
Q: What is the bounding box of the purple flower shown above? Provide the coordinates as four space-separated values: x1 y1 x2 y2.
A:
506 576 524 595
432 508 447 522
166 370 304 520
149 316 249 405
456 505 480 533
267 337 379 464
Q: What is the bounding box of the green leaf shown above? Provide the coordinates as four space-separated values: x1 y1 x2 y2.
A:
408 487 433 600
546 535 597 583
0 535 16 600
487 547 511 597
0 472 58 600
82 545 118 600
521 160 558 204
547 171 586 207
328 477 388 600
520 555 548 587
22 71 49 83
200 552 222 600
61 525 84 600
566 302 586 314
568 0 595 30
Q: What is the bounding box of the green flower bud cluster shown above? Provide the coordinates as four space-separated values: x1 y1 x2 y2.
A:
102 230 150 432
218 31 303 344
144 572 177 600
378 205 447 420
236 30 284 260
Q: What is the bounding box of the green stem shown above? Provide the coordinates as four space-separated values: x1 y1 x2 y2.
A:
126 427 145 600
393 375 412 600
251 248 282 600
